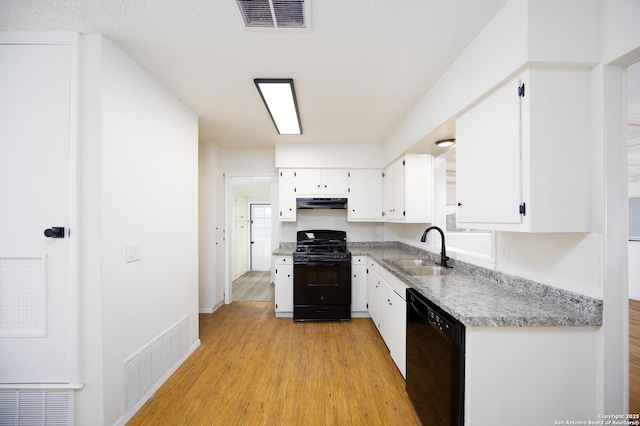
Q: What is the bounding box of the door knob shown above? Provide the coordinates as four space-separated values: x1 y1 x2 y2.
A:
44 227 65 238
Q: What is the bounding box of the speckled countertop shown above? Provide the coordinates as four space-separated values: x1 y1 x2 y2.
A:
274 241 603 328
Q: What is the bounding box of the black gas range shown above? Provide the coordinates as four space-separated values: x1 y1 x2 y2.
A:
293 230 352 321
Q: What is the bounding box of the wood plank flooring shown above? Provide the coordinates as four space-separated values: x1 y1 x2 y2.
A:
631 299 640 414
232 271 274 301
128 302 420 425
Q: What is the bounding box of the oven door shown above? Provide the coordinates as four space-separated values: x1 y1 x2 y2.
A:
293 262 351 320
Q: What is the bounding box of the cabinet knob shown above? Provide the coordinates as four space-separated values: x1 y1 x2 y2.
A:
458 202 462 207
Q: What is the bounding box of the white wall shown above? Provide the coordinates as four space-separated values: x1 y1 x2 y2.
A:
222 149 277 173
79 34 200 426
276 143 383 168
280 209 383 243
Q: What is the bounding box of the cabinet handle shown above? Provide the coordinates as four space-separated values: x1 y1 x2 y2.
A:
458 202 462 207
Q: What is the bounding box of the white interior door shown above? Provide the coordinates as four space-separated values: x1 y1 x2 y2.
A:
0 43 75 383
250 204 271 271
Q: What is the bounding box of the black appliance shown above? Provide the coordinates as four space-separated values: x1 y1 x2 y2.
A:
296 197 348 210
293 229 351 321
406 288 465 426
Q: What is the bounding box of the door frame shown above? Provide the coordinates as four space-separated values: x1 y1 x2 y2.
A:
225 173 277 304
0 32 80 389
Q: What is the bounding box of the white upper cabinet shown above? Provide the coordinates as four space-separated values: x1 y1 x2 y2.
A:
278 168 384 222
382 154 434 223
278 169 297 222
295 169 349 197
456 67 591 232
348 169 383 222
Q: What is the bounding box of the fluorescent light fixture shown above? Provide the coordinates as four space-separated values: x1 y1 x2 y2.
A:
254 78 302 135
435 138 456 147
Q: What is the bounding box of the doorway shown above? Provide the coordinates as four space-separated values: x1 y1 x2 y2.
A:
229 176 276 302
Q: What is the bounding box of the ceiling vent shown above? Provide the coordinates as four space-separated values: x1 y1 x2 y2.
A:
236 0 308 29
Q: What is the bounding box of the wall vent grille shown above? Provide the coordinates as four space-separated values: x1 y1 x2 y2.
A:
0 390 71 425
236 0 307 29
124 316 188 413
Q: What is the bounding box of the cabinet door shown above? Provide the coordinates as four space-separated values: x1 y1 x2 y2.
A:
294 169 322 195
382 165 394 219
387 287 407 378
278 169 296 221
348 169 383 221
351 257 367 312
392 160 405 220
274 261 293 312
366 266 381 329
456 75 522 225
322 169 349 196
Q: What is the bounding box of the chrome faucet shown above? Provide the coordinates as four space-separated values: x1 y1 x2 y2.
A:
420 226 450 268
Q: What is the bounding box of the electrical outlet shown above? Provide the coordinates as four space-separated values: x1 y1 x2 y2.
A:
126 243 142 263
500 242 509 259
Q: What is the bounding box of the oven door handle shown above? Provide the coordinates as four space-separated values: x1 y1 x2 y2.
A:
294 262 351 267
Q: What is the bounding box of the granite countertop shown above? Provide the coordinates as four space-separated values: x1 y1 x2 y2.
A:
274 241 603 328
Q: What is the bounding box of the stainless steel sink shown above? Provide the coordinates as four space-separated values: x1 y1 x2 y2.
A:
389 259 455 276
390 258 432 268
402 265 455 276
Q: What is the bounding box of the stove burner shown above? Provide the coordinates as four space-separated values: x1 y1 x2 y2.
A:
293 229 351 264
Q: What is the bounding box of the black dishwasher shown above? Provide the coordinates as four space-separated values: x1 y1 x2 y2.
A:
406 288 465 426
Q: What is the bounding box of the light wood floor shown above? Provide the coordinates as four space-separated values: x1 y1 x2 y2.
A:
631 299 640 414
232 271 274 301
128 302 420 425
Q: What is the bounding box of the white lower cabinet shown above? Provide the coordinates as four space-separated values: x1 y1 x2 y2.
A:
380 281 407 378
366 259 381 330
274 256 293 316
351 256 368 314
367 258 408 377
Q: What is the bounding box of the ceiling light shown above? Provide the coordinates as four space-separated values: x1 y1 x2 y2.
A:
435 138 456 147
254 78 302 135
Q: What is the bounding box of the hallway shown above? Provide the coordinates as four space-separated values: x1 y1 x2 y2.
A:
232 270 274 301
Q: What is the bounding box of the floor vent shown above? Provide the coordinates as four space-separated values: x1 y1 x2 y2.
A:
124 316 189 413
236 0 308 29
0 390 71 425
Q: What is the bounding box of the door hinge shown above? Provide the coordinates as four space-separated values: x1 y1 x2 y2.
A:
519 202 526 216
402 160 405 166
366 303 369 309
280 171 282 177
366 268 369 274
348 188 351 193
348 172 351 177
382 172 385 178
403 210 406 216
275 268 278 274
518 83 525 97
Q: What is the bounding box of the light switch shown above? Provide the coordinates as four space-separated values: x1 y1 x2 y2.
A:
126 243 142 263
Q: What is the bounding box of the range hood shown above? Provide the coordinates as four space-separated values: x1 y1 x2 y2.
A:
296 197 348 209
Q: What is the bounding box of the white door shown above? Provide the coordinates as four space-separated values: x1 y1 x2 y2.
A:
0 42 76 383
250 204 271 271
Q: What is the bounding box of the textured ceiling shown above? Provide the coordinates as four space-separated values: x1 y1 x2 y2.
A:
0 0 509 149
